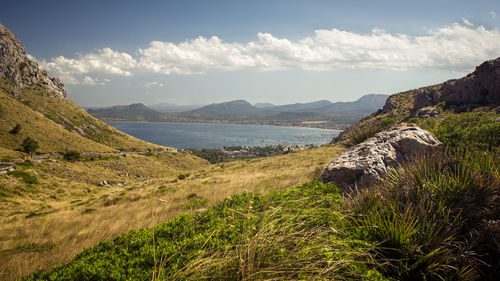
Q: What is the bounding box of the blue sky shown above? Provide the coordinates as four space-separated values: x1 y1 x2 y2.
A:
1 0 499 106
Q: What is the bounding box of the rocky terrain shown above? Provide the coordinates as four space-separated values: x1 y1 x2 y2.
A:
0 23 163 154
320 124 442 192
0 23 66 98
335 57 500 142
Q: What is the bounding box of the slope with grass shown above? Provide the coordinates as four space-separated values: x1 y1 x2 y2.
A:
0 89 115 154
0 145 344 280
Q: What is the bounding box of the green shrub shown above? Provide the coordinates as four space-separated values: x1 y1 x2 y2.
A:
406 117 421 124
345 126 382 147
17 160 34 168
62 150 81 161
9 123 21 134
7 170 38 184
380 117 397 128
21 136 38 155
431 113 500 151
419 117 438 131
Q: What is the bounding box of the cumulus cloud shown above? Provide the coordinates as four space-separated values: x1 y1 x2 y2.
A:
34 21 500 85
144 81 164 88
81 76 107 86
36 48 136 85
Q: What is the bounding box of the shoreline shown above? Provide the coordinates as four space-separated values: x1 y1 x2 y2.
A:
105 120 348 131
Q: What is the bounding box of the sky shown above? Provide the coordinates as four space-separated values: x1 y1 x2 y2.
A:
1 0 500 107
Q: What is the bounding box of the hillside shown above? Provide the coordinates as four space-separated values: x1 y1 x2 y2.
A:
87 103 164 121
0 23 164 154
335 58 500 143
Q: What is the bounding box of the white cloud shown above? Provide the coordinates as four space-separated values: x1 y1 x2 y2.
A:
144 81 164 88
491 11 497 19
34 21 500 85
36 48 136 85
462 18 473 26
81 76 107 86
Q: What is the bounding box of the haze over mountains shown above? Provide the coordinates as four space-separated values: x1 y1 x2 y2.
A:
87 94 388 129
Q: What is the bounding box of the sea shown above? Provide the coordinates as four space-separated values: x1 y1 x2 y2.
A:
108 122 340 150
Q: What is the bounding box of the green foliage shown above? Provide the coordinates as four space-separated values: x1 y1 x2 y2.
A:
21 136 38 155
24 181 386 280
430 113 500 151
419 117 438 131
9 123 22 134
345 126 382 147
380 117 397 128
406 117 421 124
16 160 34 168
62 150 81 161
7 170 38 184
347 149 499 280
187 148 226 164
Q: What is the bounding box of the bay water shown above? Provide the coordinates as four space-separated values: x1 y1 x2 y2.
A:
108 122 340 149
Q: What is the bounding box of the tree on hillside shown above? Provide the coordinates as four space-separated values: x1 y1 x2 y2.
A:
21 136 38 156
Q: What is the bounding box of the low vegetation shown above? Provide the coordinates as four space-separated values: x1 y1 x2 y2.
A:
423 112 500 151
0 145 343 280
25 181 386 281
347 149 499 280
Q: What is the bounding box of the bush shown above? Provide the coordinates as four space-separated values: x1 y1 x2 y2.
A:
21 136 38 155
406 117 421 124
62 150 81 161
347 149 499 280
380 117 397 128
9 123 21 134
345 126 382 147
431 113 500 151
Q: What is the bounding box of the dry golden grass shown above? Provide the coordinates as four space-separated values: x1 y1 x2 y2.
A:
0 145 344 280
0 90 115 153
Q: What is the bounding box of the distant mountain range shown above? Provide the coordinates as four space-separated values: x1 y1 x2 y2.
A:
148 103 203 113
86 94 389 129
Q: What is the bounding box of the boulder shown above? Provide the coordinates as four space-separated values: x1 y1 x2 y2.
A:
320 124 441 192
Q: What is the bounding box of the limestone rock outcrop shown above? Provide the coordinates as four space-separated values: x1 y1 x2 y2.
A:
320 124 441 192
0 23 66 98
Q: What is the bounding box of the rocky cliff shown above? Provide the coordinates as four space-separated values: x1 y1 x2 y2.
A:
0 23 66 98
335 57 500 143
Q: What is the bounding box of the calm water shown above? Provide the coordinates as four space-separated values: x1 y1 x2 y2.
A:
109 122 340 149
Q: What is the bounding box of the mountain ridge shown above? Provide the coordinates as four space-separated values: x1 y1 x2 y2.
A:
88 94 389 129
335 57 500 143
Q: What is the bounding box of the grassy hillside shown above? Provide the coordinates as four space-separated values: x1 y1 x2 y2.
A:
0 89 115 154
0 145 344 280
0 79 165 153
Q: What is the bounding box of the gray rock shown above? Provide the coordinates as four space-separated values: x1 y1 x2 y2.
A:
320 124 441 192
0 23 66 98
414 106 442 119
